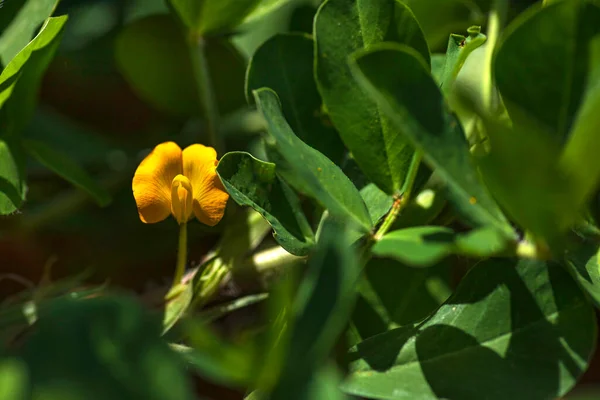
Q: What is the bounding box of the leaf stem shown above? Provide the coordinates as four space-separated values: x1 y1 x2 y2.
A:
173 222 188 286
481 0 507 113
373 152 423 241
188 33 223 154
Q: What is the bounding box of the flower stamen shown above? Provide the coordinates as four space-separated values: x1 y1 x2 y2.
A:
171 175 193 224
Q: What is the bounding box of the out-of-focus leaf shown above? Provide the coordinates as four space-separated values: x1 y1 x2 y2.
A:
393 183 447 229
24 139 111 207
352 257 451 341
494 0 600 141
373 225 511 267
0 0 57 65
430 53 446 85
565 239 600 309
478 117 575 244
20 296 195 400
162 283 193 334
217 151 314 256
0 15 67 136
269 219 359 399
314 0 428 195
0 139 26 215
0 358 28 400
115 14 245 117
246 33 344 164
242 0 294 26
253 88 372 233
169 0 261 34
295 364 350 400
373 227 455 267
343 259 596 399
172 332 257 386
349 43 513 236
558 36 600 219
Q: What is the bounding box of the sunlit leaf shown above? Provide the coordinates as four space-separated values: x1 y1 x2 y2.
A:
349 43 513 236
343 259 596 399
314 0 428 195
253 88 372 233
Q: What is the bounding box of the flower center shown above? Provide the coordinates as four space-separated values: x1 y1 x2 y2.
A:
171 174 193 224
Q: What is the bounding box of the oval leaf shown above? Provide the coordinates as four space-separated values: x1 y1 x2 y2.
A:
115 14 245 117
314 0 429 195
0 15 68 136
253 88 372 233
349 43 514 237
343 258 596 400
246 33 344 164
494 0 600 141
0 0 58 65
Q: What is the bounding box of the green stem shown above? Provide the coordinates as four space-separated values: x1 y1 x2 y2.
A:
481 0 507 113
173 222 188 286
373 152 423 241
188 33 223 154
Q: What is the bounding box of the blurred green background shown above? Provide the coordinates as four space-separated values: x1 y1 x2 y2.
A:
1 0 599 398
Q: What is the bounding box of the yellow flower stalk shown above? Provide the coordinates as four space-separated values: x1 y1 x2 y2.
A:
132 141 229 284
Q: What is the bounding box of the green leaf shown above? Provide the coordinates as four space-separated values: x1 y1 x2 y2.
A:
352 257 451 341
253 88 372 233
217 151 315 256
0 139 26 215
0 0 58 65
360 183 393 225
373 227 455 267
558 36 600 219
0 359 28 400
115 14 245 117
0 15 67 136
24 139 111 207
403 0 484 50
314 0 429 195
393 177 447 229
269 219 359 399
374 225 512 267
242 0 295 26
477 117 575 244
162 283 193 334
246 33 344 164
349 43 513 237
494 0 600 141
173 330 257 387
439 26 486 93
343 258 596 400
565 239 600 308
20 296 195 400
169 0 261 34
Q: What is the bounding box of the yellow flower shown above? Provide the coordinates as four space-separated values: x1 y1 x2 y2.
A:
132 142 229 226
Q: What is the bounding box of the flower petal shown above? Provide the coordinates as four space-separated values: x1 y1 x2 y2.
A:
182 144 229 226
133 142 183 223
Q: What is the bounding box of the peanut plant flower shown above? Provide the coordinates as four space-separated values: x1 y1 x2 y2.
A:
132 142 229 226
